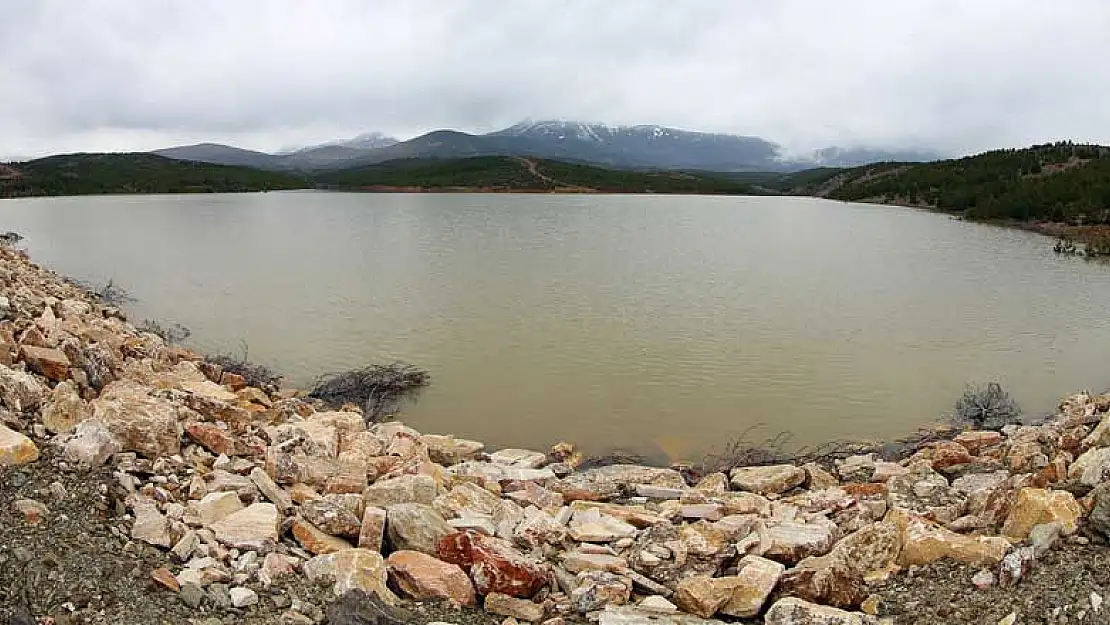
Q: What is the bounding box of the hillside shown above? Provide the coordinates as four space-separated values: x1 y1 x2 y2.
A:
0 153 308 198
813 142 1110 222
316 155 761 194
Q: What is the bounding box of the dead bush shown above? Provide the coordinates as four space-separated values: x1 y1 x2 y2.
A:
308 362 429 425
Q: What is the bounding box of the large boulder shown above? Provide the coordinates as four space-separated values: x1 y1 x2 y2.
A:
1069 447 1110 486
292 517 354 555
63 419 121 467
184 422 240 456
1001 488 1081 540
514 506 568 549
423 434 484 465
386 550 476 606
730 464 806 495
303 498 363 539
571 570 633 614
434 481 503 519
19 345 70 381
386 503 452 555
305 549 399 603
779 522 902 609
764 597 877 625
489 448 548 468
626 523 723 586
0 423 39 467
889 510 1009 567
950 471 1010 519
569 507 639 542
485 592 546 622
554 465 687 502
718 555 784 618
208 503 280 551
363 474 438 508
41 380 87 434
249 467 294 513
1088 484 1110 538
760 521 837 564
0 364 46 412
885 464 965 523
91 381 183 458
192 491 244 526
725 574 787 617
438 531 551 598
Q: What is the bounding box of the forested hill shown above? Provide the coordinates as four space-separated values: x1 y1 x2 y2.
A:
808 142 1110 222
315 155 761 194
0 153 308 198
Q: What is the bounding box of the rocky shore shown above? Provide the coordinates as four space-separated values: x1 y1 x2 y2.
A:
2 245 1110 624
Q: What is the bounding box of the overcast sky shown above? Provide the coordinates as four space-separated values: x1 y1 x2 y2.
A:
2 0 1109 160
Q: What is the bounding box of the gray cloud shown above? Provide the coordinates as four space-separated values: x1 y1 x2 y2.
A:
2 0 1109 159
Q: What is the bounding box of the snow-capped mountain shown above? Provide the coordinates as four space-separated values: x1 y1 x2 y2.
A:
331 132 399 151
486 120 783 170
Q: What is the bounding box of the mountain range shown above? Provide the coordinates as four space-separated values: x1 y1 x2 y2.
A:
153 120 943 173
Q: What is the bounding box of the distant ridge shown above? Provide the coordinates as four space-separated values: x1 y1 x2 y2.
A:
151 120 944 173
0 153 306 197
153 143 280 169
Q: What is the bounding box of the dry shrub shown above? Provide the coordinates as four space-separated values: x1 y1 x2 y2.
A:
308 362 429 425
207 340 282 389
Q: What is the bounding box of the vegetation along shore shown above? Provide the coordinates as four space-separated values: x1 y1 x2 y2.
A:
6 141 1110 251
3 237 1110 624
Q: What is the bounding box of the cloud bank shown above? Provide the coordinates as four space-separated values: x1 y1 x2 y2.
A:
2 0 1108 159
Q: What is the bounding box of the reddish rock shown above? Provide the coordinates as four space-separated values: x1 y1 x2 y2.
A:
325 474 367 494
954 431 1003 455
12 499 49 525
924 441 973 470
842 483 887 497
220 371 247 391
438 531 551 598
151 567 180 592
292 517 353 555
20 345 70 381
386 550 476 606
185 422 239 456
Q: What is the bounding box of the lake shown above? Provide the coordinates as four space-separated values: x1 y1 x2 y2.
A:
3 191 1109 462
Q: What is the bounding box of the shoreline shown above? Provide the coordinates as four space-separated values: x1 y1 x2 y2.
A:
2 244 1110 624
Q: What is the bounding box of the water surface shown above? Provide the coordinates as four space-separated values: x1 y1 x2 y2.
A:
2 191 1108 460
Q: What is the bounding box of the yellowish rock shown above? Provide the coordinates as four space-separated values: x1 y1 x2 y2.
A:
0 423 39 466
889 509 1010 566
720 555 786 618
1001 488 1081 540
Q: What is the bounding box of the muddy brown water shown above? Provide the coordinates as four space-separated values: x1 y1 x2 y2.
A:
3 191 1110 460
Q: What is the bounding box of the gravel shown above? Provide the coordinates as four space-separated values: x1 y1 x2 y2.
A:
0 447 334 625
0 447 509 625
874 539 1110 624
